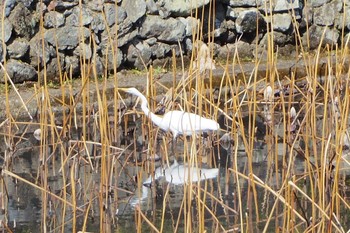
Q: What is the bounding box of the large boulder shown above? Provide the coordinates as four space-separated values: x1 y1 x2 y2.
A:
8 3 35 39
91 12 105 33
236 10 266 34
0 19 13 43
157 0 211 17
73 42 92 60
223 0 262 7
139 15 186 42
45 54 65 80
273 13 292 32
313 2 338 26
64 55 80 76
305 25 339 49
101 47 123 71
0 0 16 17
104 3 127 26
0 59 37 83
44 11 65 28
66 6 94 26
122 0 146 23
7 38 29 59
126 41 152 70
179 17 199 37
309 0 331 8
45 26 91 50
29 34 55 67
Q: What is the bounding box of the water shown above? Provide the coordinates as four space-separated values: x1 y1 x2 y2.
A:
1 114 350 232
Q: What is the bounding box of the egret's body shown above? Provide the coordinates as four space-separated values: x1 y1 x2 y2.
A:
143 160 219 185
120 87 219 138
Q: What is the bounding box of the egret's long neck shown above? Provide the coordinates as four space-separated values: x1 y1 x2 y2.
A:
139 96 163 127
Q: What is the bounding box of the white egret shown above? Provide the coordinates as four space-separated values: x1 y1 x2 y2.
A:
119 87 219 138
143 160 219 186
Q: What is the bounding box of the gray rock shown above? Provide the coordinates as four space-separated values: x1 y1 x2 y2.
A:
224 0 262 7
314 2 336 26
184 37 193 52
309 0 331 8
169 44 183 57
225 20 236 42
44 11 65 28
122 0 146 23
305 25 339 49
104 4 116 26
342 7 350 30
7 38 29 59
73 43 92 60
19 0 33 8
55 1 78 11
100 21 135 49
260 31 292 46
213 26 227 38
36 2 47 14
9 3 34 39
226 6 238 20
179 17 199 37
145 37 157 46
300 4 313 28
86 1 104 11
101 47 123 71
151 42 171 58
1 0 16 17
159 0 210 16
45 26 91 50
140 15 186 42
236 10 266 34
234 41 254 59
91 13 105 33
126 42 152 69
64 55 80 76
91 55 104 75
217 42 253 60
0 59 37 83
0 44 5 62
278 44 297 57
66 6 94 26
104 3 127 26
273 13 292 32
274 0 300 12
345 33 350 48
146 0 158 14
45 54 65 80
118 29 138 47
29 34 55 67
0 19 13 43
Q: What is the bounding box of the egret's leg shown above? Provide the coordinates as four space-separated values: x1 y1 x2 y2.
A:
171 135 176 155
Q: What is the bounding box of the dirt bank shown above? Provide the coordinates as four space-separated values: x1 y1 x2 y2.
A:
0 55 346 123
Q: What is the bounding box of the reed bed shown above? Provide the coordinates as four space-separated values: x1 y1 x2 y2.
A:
0 1 349 233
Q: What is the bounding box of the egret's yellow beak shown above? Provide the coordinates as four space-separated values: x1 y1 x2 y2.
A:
118 87 131 93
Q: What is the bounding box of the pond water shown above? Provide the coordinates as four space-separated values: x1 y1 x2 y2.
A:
2 112 350 232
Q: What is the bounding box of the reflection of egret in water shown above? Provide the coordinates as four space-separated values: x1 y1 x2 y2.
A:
128 161 218 209
129 185 149 207
143 160 219 186
119 87 220 139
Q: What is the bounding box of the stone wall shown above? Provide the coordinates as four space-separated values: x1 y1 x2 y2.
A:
0 0 348 83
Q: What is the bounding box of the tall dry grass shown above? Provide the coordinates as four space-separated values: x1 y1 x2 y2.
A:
0 0 349 233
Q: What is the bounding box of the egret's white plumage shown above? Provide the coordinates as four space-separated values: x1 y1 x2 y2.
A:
143 160 219 186
120 87 219 138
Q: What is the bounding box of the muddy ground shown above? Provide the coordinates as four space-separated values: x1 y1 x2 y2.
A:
0 55 346 124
